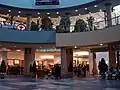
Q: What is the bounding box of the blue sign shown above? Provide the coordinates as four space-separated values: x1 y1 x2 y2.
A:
35 0 59 5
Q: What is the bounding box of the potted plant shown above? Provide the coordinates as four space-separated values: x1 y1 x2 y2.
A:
0 60 6 79
74 19 87 32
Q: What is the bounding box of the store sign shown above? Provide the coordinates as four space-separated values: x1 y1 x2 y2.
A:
35 0 59 5
36 48 60 52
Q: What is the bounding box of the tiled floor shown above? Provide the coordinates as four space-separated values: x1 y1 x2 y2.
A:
0 76 120 90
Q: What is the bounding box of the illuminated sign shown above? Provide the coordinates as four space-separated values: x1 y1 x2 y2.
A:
36 48 60 52
35 0 59 5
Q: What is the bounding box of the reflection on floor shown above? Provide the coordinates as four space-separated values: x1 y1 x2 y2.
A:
0 76 120 90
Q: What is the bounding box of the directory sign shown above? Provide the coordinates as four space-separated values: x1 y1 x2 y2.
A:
35 0 59 5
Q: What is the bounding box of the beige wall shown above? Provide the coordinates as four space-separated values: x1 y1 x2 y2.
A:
56 25 120 47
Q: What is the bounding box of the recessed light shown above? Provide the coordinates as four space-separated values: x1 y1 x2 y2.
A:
17 15 20 17
100 44 103 46
99 9 102 12
74 46 77 48
38 12 40 15
56 12 59 14
85 8 87 10
94 5 97 8
75 10 78 12
18 11 21 13
16 49 21 52
47 13 50 15
8 10 11 12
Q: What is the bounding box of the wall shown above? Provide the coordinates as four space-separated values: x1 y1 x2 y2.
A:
0 0 94 9
56 25 120 47
0 28 56 44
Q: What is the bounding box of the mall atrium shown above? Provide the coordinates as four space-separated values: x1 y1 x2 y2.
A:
0 0 120 79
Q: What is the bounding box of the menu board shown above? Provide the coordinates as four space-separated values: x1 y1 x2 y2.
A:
35 0 59 5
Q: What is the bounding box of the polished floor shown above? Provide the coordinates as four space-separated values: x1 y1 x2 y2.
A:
0 76 120 90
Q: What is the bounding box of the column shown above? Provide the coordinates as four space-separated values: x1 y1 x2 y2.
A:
26 14 32 30
105 3 112 27
1 51 7 62
108 44 116 68
89 52 97 75
24 48 35 76
61 48 73 78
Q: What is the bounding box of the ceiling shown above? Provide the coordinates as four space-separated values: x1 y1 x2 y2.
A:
0 0 119 18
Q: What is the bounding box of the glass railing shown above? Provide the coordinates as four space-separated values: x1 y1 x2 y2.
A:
0 15 120 32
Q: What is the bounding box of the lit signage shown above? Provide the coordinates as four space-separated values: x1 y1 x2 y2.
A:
36 48 60 52
35 0 59 5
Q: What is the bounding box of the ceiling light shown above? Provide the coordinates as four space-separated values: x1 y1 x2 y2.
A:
74 46 77 48
38 12 40 15
17 15 20 17
75 10 78 12
79 14 81 16
18 11 21 13
48 16 51 18
85 8 87 10
16 49 21 52
47 13 50 15
40 55 54 59
8 10 11 12
94 5 97 8
100 44 103 46
99 9 102 12
56 12 59 14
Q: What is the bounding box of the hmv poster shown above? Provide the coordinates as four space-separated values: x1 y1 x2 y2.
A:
35 0 59 5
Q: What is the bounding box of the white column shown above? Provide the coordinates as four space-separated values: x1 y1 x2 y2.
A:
26 14 32 30
24 48 35 76
89 52 93 75
105 3 112 27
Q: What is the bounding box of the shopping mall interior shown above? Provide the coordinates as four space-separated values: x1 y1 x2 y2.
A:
0 0 120 78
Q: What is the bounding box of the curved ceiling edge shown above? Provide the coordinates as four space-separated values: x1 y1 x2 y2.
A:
0 0 103 11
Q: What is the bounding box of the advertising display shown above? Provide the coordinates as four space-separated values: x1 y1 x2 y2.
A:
35 0 59 5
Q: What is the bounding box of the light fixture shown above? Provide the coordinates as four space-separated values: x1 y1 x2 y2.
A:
38 16 40 19
58 16 61 18
73 51 89 56
85 8 88 10
17 15 20 17
16 49 21 52
94 5 97 8
56 12 59 14
8 10 11 12
18 11 21 13
40 55 54 59
75 10 78 12
100 44 103 46
47 13 50 15
79 14 81 16
38 12 40 15
99 9 102 12
74 46 77 48
48 16 51 18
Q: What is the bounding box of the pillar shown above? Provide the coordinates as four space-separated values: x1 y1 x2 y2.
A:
61 48 73 78
89 52 97 75
105 3 112 27
108 44 116 68
1 51 7 62
26 14 32 30
24 48 35 76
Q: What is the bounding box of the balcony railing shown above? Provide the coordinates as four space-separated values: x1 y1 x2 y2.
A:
0 15 120 32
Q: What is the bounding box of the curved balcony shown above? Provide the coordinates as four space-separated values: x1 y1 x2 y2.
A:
0 28 56 44
56 16 120 47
